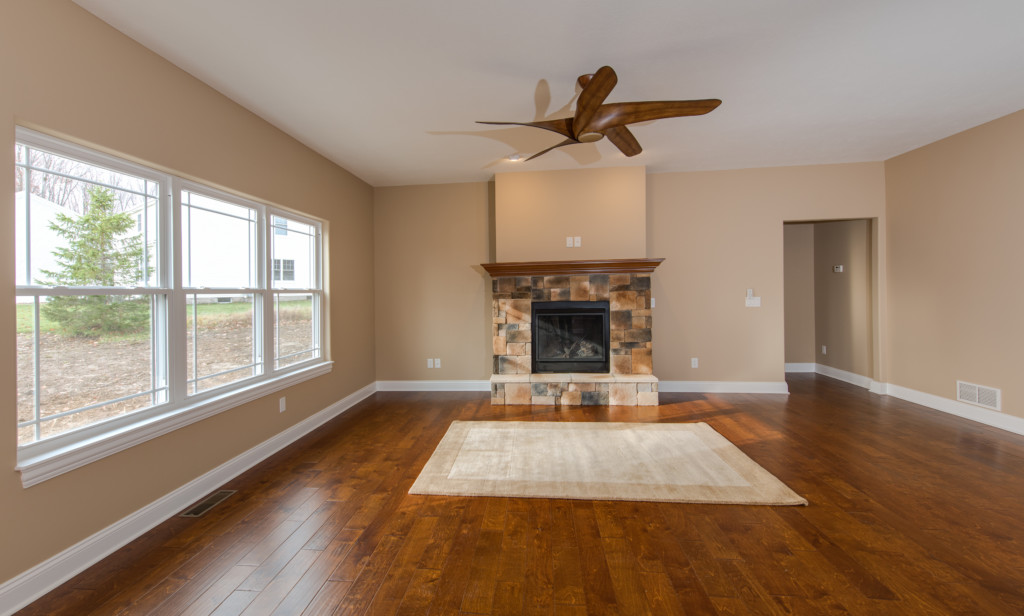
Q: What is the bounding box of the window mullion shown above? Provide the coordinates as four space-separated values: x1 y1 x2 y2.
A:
167 178 187 406
261 209 274 376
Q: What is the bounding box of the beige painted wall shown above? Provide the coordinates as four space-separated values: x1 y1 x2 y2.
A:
1 1 374 585
647 163 887 383
814 220 873 376
374 183 493 380
783 224 816 363
886 109 1024 419
495 167 646 262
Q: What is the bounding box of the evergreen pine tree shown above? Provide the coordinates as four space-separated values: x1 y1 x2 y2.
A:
39 186 148 337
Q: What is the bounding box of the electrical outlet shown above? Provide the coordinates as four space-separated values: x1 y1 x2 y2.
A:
566 236 573 247
691 357 699 368
434 358 441 369
279 397 286 413
573 236 581 247
821 345 827 355
427 358 434 368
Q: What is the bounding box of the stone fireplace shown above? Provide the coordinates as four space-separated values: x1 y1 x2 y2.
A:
483 258 663 406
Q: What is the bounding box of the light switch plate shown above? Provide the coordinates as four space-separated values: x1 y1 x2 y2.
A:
745 297 761 307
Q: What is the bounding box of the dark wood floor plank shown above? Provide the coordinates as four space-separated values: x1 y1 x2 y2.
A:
522 499 555 614
294 580 352 616
394 568 442 616
16 375 1024 616
571 501 620 616
238 548 320 616
178 564 258 616
208 590 259 616
268 535 358 616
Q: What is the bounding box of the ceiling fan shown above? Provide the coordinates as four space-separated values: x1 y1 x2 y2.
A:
479 66 721 161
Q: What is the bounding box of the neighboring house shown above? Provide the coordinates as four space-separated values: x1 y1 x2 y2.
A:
14 191 68 299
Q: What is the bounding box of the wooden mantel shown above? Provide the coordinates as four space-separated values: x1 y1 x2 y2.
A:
481 258 664 277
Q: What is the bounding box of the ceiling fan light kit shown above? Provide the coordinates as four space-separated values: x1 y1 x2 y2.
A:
479 65 721 161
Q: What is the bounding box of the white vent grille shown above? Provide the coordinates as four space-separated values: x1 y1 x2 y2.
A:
956 381 1001 411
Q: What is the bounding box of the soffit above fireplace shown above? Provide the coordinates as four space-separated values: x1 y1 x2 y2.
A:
481 258 664 277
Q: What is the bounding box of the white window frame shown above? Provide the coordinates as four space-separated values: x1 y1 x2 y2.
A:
14 127 331 487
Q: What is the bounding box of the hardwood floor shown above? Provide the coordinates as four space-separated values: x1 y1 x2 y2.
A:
15 374 1024 615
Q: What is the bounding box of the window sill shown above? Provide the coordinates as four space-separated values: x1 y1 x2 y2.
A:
16 361 333 488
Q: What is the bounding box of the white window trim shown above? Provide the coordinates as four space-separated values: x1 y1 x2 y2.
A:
14 127 330 486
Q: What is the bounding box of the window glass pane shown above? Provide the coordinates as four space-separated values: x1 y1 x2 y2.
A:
16 154 156 288
18 295 162 445
186 294 259 394
182 190 257 288
15 298 36 444
271 215 317 289
272 216 288 235
14 163 26 285
275 293 318 369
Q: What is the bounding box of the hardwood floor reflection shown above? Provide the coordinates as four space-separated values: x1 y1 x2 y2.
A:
17 374 1024 615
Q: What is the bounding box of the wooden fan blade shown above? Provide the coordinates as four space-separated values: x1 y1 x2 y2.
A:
603 125 642 157
476 118 574 139
586 99 722 132
573 66 617 137
526 138 578 161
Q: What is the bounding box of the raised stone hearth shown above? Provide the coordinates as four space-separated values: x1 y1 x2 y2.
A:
482 259 663 406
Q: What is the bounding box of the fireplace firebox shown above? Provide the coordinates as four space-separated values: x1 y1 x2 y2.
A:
532 301 610 373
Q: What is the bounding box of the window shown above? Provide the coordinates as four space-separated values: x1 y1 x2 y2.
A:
272 216 288 236
14 128 328 476
273 259 295 281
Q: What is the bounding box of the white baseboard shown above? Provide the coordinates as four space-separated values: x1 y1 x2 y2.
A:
376 380 490 392
807 365 1024 437
885 384 1024 437
659 381 790 394
0 382 377 616
813 363 878 390
784 363 816 373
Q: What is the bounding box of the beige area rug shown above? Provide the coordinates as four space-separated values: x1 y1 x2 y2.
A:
410 421 807 506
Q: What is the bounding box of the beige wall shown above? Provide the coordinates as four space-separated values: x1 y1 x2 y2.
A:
495 167 646 262
374 183 493 380
886 109 1024 419
783 224 816 363
814 220 874 376
647 163 887 382
1 1 374 585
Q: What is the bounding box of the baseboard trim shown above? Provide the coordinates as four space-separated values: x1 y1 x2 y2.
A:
659 381 790 394
0 382 377 616
885 384 1024 437
784 363 816 373
807 366 1024 437
376 380 490 392
813 364 878 390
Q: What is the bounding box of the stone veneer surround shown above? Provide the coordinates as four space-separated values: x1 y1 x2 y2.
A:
483 259 663 406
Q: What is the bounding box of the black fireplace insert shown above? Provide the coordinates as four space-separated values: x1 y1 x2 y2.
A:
531 301 610 373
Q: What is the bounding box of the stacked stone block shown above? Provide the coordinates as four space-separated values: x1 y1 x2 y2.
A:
490 272 657 406
492 273 653 375
490 374 659 406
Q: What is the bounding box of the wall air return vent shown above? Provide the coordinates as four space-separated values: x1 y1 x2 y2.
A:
956 381 1001 411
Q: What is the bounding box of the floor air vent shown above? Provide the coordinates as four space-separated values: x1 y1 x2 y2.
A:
180 490 236 518
957 381 1001 411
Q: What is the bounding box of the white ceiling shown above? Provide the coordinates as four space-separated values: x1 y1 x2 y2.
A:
73 0 1024 187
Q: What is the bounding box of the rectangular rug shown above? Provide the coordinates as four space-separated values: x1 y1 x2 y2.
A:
410 421 807 506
